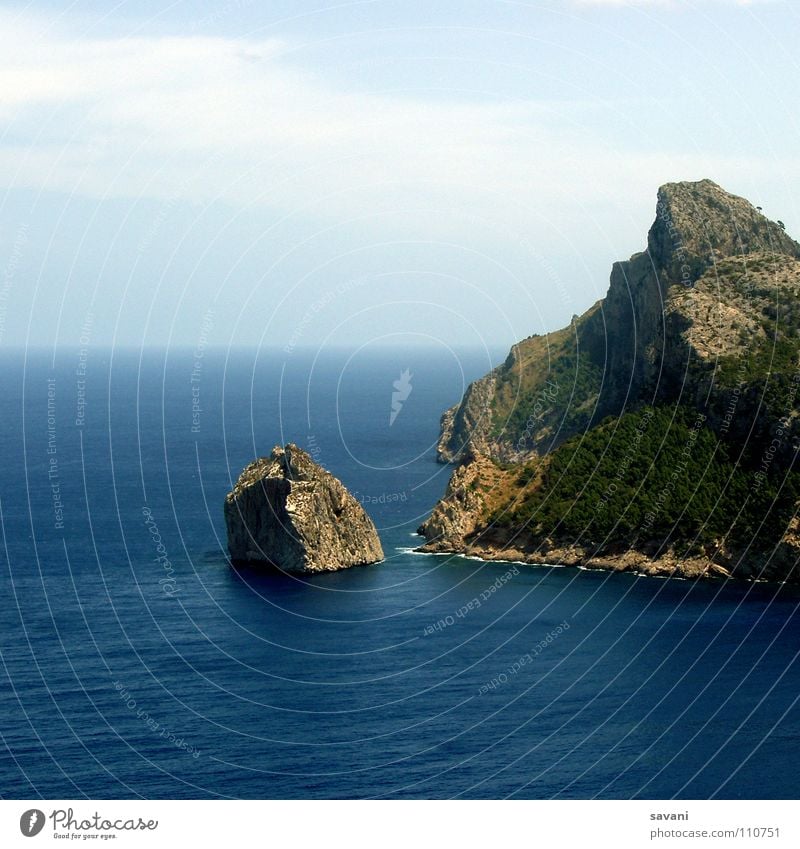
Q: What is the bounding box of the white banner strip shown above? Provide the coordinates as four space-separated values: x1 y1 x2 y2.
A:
0 800 796 848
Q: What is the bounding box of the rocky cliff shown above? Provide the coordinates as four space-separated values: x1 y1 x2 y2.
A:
225 444 384 573
437 180 800 465
421 180 800 583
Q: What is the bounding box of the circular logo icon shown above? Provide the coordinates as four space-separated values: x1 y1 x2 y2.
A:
19 809 46 837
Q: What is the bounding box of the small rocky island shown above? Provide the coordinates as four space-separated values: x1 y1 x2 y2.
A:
225 444 384 573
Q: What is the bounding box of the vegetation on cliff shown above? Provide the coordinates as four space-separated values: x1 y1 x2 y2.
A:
488 405 800 553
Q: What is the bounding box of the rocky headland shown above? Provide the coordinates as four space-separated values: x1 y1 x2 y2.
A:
419 179 800 584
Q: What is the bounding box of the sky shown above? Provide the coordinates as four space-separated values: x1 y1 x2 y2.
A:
0 0 798 351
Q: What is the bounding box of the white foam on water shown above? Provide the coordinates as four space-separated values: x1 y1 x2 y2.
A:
394 546 448 557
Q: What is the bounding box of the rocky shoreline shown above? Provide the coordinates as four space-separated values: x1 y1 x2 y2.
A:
417 533 797 584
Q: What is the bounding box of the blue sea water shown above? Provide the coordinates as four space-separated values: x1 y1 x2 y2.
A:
1 345 799 800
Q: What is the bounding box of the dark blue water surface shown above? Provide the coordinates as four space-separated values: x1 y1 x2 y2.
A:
1 346 799 800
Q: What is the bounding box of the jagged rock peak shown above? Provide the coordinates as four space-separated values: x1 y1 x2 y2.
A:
434 179 800 467
647 178 800 275
225 443 384 573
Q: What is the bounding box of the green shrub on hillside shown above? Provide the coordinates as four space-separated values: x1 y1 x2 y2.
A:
489 405 800 551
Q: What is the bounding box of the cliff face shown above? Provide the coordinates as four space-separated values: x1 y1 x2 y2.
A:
418 449 518 550
422 180 800 583
437 180 800 466
225 444 384 573
436 372 497 463
587 179 800 421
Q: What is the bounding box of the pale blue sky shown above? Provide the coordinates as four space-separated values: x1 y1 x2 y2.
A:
0 0 797 350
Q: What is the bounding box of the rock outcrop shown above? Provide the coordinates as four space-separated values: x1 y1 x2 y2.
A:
436 372 497 463
418 449 518 550
225 444 384 573
421 179 800 584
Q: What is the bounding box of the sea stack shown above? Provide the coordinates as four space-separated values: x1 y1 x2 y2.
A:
224 443 384 573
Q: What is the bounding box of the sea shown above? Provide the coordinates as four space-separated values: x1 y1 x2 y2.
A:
1 345 799 799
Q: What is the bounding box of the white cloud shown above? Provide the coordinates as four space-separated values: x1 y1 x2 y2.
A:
574 0 774 6
0 17 524 206
0 7 793 237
